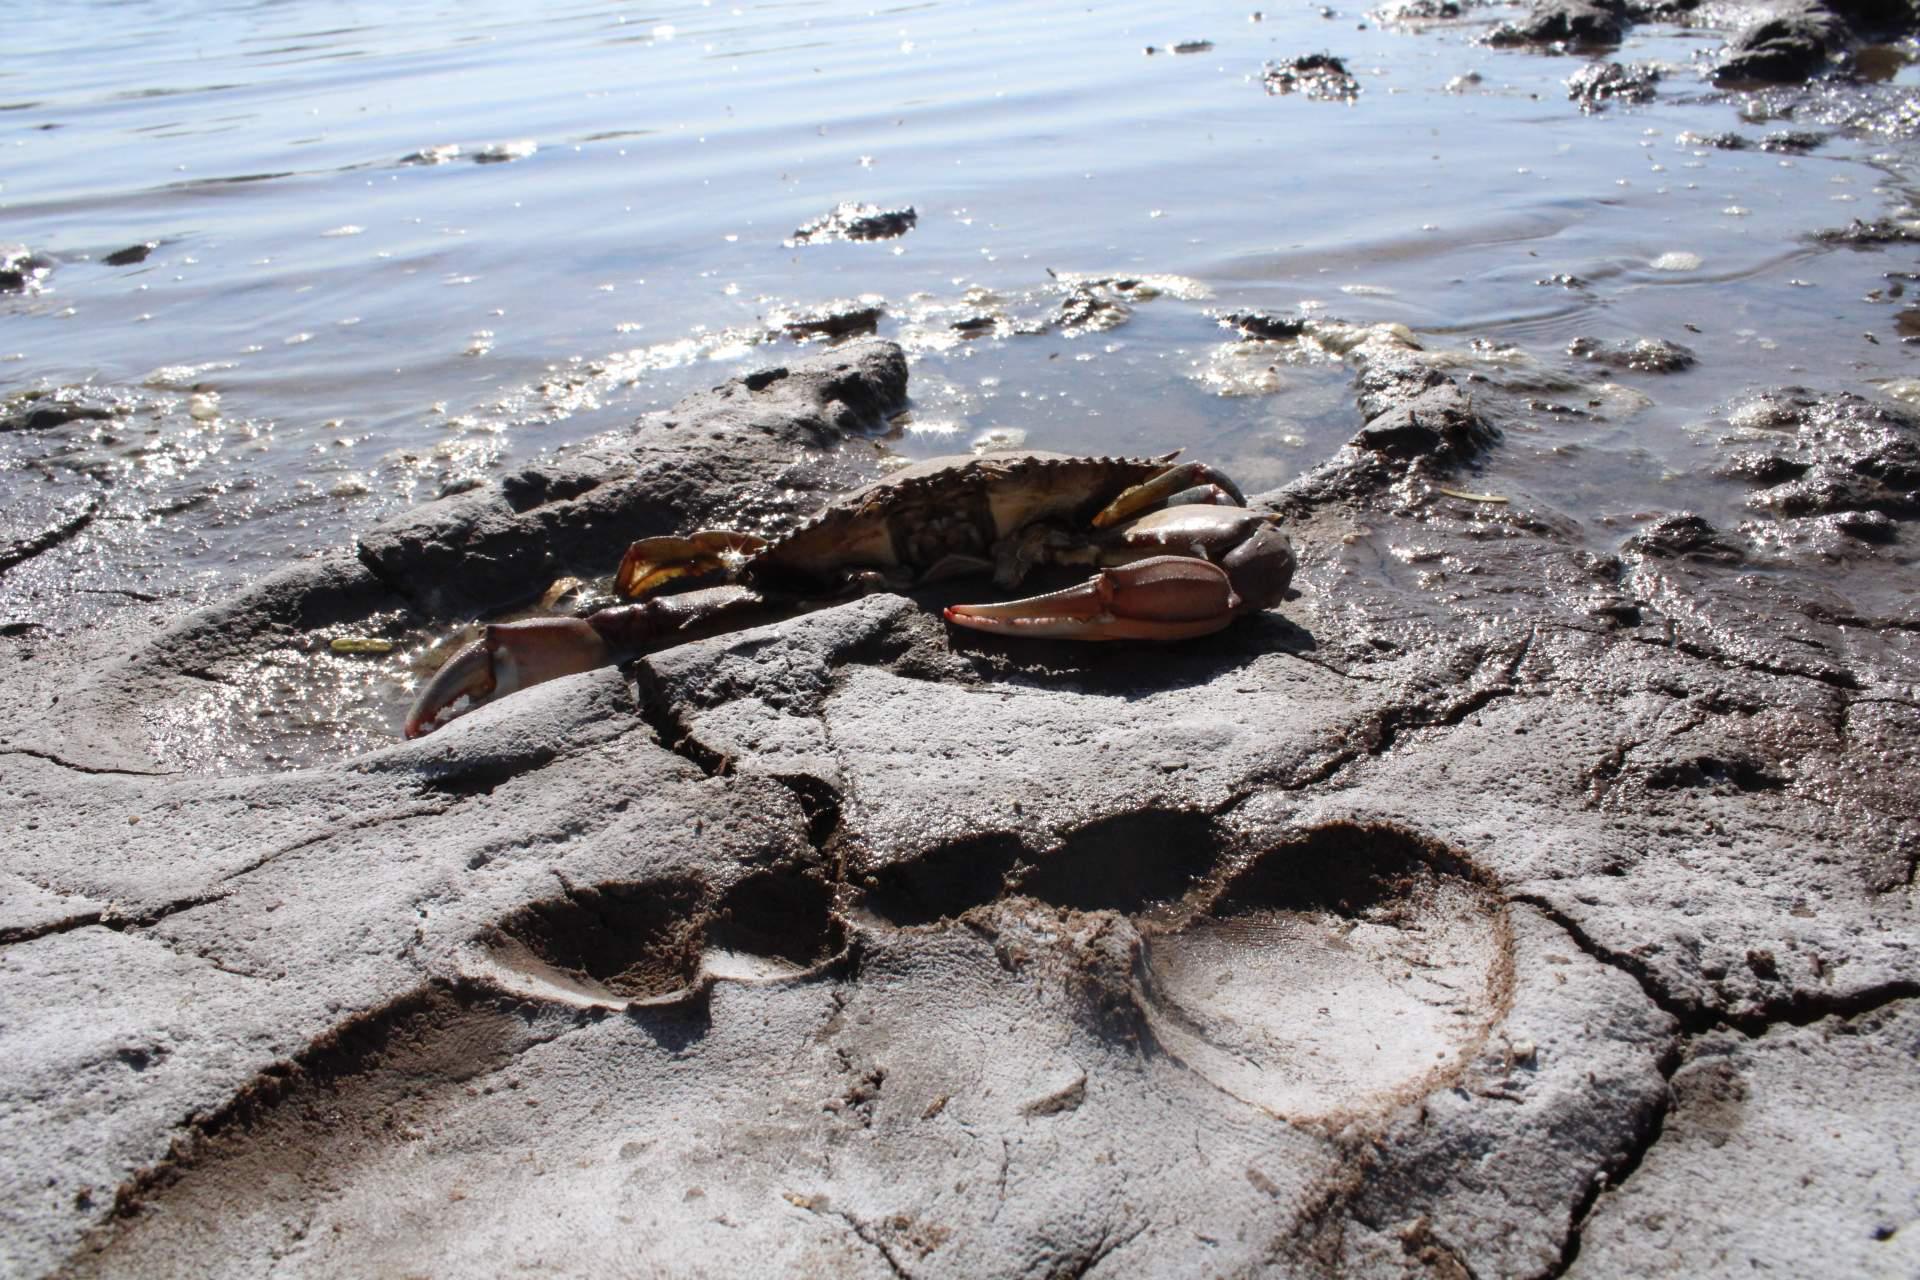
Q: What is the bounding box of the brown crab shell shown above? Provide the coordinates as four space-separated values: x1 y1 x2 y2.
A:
747 450 1178 593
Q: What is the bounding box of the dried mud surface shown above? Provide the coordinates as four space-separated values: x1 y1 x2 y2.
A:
2 337 1915 1277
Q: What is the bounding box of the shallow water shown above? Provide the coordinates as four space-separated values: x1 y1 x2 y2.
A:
3 0 1918 756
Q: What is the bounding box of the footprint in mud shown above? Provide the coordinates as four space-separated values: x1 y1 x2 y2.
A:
76 820 1521 1275
465 867 848 1009
1135 823 1512 1124
860 812 1513 1122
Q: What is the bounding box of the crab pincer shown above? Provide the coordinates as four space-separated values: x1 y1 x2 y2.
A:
943 555 1241 641
403 618 610 739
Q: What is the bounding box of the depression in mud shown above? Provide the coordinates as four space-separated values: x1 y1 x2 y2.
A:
2 1 1917 1278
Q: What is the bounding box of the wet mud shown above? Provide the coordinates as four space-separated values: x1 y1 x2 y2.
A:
5 0 1920 1273
4 325 1912 1277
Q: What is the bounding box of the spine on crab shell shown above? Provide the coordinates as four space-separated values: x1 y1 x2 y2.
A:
585 584 796 656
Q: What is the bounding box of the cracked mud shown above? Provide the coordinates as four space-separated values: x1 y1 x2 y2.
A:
3 336 1916 1278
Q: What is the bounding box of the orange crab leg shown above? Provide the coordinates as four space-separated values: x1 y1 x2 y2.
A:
943 556 1239 641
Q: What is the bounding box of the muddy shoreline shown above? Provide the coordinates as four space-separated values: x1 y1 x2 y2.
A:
4 0 1920 1274
2 326 1913 1275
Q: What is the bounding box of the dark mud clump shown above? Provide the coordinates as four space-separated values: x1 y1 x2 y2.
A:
470 141 537 164
1719 389 1920 524
1216 310 1311 340
1815 216 1920 246
1759 129 1827 152
1052 283 1132 334
1487 0 1627 48
1375 0 1465 20
1349 352 1498 465
1679 130 1753 150
1715 3 1849 83
1040 273 1177 334
1261 54 1361 101
0 244 52 293
949 312 1000 337
775 299 885 342
0 390 118 433
1678 129 1828 152
1711 0 1920 85
1567 59 1661 110
1567 335 1696 372
399 143 462 164
101 242 156 267
787 202 918 245
1624 512 1748 563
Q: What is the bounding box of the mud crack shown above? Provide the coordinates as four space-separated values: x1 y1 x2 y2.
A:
1514 892 1920 1036
0 909 106 947
1799 604 1920 634
1352 633 1536 758
1061 1218 1150 1278
0 746 178 778
1544 1054 1680 1280
0 887 227 948
216 800 454 882
1214 637 1532 810
1626 632 1860 692
774 771 844 859
789 1199 915 1279
632 660 732 775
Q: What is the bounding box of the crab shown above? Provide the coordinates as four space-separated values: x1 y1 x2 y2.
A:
404 451 1296 737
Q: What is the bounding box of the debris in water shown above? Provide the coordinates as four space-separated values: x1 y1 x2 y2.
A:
1261 54 1361 102
787 203 918 245
473 140 538 164
401 143 462 165
103 242 157 266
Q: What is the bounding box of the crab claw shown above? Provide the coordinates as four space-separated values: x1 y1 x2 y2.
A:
404 617 610 738
616 530 768 599
1090 461 1249 528
943 556 1238 641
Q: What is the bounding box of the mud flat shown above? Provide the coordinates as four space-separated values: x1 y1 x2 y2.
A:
6 0 1920 1268
1 333 1913 1277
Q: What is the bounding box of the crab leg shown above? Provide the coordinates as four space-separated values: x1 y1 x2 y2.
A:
943 555 1240 641
404 585 782 738
1090 461 1249 529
